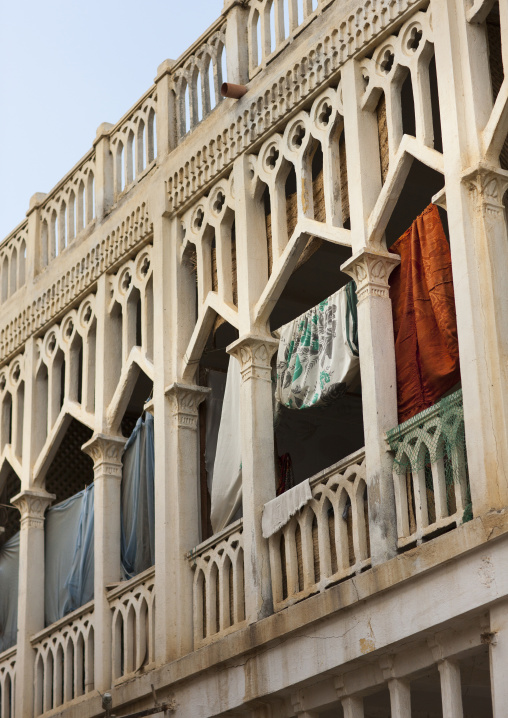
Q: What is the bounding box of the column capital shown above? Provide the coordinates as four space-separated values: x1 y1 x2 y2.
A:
11 489 55 528
341 249 400 305
227 335 278 382
81 433 126 477
165 382 210 430
463 164 508 218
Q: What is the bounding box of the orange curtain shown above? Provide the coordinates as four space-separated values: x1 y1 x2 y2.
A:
389 203 460 423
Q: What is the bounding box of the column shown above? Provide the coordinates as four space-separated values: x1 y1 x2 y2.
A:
431 0 508 513
26 193 47 281
82 433 125 692
341 250 400 563
342 697 365 718
488 600 508 716
93 123 114 222
223 0 250 86
438 659 464 718
162 383 209 659
11 489 54 718
388 678 411 717
155 60 177 158
340 57 400 564
228 335 278 623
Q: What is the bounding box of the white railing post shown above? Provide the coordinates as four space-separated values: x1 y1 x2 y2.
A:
26 194 47 280
11 489 54 718
223 0 249 85
155 60 177 158
93 123 114 222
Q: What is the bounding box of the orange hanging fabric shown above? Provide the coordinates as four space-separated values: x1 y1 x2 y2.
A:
389 203 460 423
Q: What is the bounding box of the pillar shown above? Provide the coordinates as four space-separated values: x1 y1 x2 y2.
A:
342 696 364 718
488 600 508 717
155 60 177 158
11 489 54 718
26 193 47 281
82 433 125 692
388 678 411 717
228 335 278 623
93 123 114 222
223 0 250 86
438 659 464 718
431 0 508 514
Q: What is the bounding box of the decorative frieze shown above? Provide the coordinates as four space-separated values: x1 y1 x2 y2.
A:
341 249 400 304
11 489 55 529
227 335 278 383
165 382 210 430
82 434 126 478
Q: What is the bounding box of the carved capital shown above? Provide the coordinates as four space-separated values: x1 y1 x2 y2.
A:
341 249 400 304
81 433 126 478
463 165 508 220
227 335 279 383
165 383 210 430
11 489 55 529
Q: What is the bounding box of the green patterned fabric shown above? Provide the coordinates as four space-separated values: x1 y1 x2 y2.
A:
275 282 359 411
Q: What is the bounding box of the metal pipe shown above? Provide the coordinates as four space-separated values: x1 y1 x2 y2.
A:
221 82 247 99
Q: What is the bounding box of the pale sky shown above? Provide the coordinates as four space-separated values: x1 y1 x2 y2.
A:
0 0 223 240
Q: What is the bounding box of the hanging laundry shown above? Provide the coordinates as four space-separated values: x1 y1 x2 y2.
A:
121 413 155 580
275 282 360 412
0 531 19 652
389 203 460 423
262 479 312 539
210 355 243 534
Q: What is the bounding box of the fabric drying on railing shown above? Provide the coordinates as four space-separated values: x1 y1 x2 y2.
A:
121 413 155 580
275 282 360 412
45 484 94 626
210 356 242 534
262 479 312 538
0 531 19 652
389 203 460 423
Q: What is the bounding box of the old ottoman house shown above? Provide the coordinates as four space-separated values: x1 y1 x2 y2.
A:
1 0 508 715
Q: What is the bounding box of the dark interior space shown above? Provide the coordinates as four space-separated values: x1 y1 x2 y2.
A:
120 369 153 438
0 469 21 548
44 418 93 504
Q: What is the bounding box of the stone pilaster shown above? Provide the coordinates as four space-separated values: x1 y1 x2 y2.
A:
155 60 177 158
488 599 508 716
342 249 400 565
227 334 278 622
26 193 47 281
158 383 209 661
223 0 250 86
12 489 54 718
82 433 125 692
93 123 114 222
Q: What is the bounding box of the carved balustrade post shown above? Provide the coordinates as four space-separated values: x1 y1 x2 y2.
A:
161 383 210 660
222 0 250 86
155 60 177 158
432 0 508 514
93 123 114 222
26 193 47 280
11 489 54 718
342 249 400 565
227 334 278 622
82 433 125 691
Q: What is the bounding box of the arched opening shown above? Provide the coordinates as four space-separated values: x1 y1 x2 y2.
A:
116 142 125 194
1 391 12 447
86 171 95 222
19 240 26 286
44 418 94 504
0 468 21 549
41 220 49 267
119 368 153 439
68 191 76 241
9 248 17 296
1 256 8 302
35 363 49 455
127 131 135 185
137 119 145 175
147 108 156 163
77 181 85 232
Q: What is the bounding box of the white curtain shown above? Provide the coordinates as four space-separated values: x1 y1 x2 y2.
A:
210 356 242 533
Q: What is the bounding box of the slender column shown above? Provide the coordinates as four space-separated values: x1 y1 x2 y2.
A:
438 659 464 718
93 123 114 222
155 60 176 158
388 678 411 717
341 697 365 718
228 335 278 622
82 434 125 692
26 193 47 281
223 0 250 85
163 383 209 658
432 0 508 513
488 600 508 717
342 249 400 563
11 489 54 718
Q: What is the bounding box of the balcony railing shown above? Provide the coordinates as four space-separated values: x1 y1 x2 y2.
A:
387 389 471 549
0 646 16 718
109 566 155 683
32 601 94 716
268 449 370 612
188 519 246 648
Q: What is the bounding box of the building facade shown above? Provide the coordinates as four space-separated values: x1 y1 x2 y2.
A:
1 0 508 716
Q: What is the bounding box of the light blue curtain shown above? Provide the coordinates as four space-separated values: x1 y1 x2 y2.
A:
121 413 155 580
44 484 94 626
0 531 19 652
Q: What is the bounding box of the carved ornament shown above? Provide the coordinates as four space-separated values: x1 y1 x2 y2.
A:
463 166 508 222
11 489 55 528
81 433 126 477
165 383 210 430
227 335 278 383
341 249 400 304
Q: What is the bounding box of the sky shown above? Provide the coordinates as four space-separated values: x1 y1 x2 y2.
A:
0 0 223 241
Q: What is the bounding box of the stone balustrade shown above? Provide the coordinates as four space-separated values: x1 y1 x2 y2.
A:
268 449 370 612
387 390 470 549
109 566 156 684
0 646 16 718
188 519 246 648
31 601 94 716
